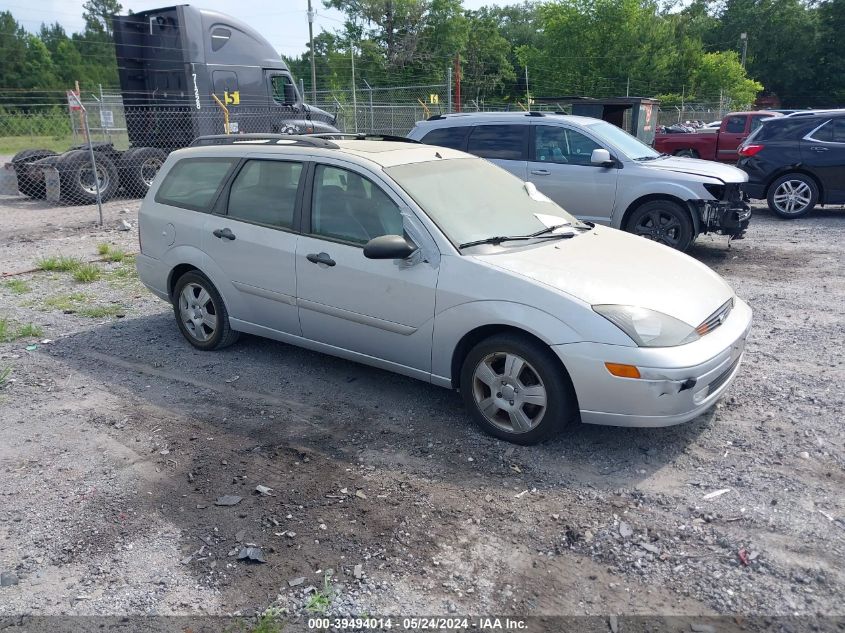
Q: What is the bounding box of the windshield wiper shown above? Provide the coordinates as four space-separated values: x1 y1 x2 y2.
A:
459 231 575 249
527 222 570 237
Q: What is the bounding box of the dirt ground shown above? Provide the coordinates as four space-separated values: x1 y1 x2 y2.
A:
0 191 843 628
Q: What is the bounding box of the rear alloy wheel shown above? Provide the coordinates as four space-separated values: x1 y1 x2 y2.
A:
626 200 694 251
767 173 818 218
460 333 576 445
172 271 239 351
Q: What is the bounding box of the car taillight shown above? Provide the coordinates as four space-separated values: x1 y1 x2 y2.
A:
738 144 764 157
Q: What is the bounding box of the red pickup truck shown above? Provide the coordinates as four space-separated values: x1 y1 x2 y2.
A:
654 111 782 162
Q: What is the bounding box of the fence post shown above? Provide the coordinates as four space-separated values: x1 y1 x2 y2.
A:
67 92 103 226
447 68 452 113
362 79 374 133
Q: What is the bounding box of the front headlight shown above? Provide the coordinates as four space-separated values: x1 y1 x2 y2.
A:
593 304 699 347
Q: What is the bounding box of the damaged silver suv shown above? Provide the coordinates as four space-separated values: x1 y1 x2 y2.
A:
409 112 751 251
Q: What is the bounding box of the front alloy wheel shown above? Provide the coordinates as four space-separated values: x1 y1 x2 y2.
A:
472 352 548 434
627 200 694 251
460 333 577 444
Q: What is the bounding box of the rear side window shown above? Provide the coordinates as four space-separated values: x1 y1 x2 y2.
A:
809 119 845 143
227 160 303 229
155 158 235 211
724 116 746 133
420 126 470 151
467 125 527 160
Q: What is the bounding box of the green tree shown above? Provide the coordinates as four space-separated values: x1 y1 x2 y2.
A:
690 50 763 106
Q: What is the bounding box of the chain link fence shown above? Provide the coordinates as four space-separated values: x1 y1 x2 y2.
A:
1 84 740 208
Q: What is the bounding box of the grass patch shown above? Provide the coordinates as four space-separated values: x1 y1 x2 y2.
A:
0 318 44 342
72 263 102 283
77 304 124 319
44 292 87 312
97 243 111 256
104 248 126 263
305 574 334 614
36 255 83 272
250 612 284 633
2 279 30 294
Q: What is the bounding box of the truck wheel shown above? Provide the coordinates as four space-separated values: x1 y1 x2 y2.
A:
460 332 577 445
11 149 57 199
121 147 167 197
56 150 119 205
766 173 818 218
674 148 699 158
626 200 694 251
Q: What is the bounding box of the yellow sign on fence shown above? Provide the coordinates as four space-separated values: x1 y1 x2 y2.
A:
224 91 240 106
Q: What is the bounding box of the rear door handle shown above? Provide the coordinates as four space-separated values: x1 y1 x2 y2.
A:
213 228 236 240
306 252 336 267
530 169 551 176
810 146 829 152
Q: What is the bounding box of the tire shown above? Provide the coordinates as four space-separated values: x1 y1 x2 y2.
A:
460 333 577 445
172 271 240 351
120 147 167 197
625 199 694 251
11 149 57 199
56 150 120 205
766 173 819 219
673 149 699 158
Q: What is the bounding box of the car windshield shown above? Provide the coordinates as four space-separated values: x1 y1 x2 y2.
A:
385 158 578 248
586 120 660 160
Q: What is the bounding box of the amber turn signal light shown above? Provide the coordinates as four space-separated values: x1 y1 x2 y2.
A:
605 362 641 379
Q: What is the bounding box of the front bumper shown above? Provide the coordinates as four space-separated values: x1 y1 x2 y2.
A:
554 298 752 427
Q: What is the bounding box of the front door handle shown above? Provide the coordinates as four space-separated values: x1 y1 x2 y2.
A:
306 252 336 267
213 228 236 240
810 146 829 152
531 169 551 176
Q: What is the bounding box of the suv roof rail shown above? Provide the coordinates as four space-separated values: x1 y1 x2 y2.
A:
525 111 546 117
308 133 421 144
190 134 339 149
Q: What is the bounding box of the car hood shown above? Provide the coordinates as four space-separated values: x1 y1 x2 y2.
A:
477 226 734 327
639 156 748 183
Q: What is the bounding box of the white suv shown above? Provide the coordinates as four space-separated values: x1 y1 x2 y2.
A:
137 133 751 444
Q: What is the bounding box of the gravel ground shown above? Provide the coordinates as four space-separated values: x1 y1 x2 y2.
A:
0 192 843 626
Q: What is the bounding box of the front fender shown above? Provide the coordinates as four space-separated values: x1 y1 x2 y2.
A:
430 300 584 383
613 180 711 229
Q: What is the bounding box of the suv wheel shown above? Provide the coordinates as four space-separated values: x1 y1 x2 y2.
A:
767 173 818 218
460 333 577 445
172 271 239 350
626 200 694 251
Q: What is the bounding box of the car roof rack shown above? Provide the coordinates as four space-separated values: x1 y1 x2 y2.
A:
190 134 339 149
308 133 420 144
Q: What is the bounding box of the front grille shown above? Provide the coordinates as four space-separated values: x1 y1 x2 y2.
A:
696 298 734 336
708 356 741 394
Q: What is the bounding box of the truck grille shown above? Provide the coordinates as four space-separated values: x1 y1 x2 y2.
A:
695 298 734 336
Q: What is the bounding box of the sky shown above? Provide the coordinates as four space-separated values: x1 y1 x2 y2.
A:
1 0 528 59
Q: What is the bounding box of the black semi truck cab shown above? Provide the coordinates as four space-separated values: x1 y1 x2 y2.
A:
113 5 338 148
11 4 337 205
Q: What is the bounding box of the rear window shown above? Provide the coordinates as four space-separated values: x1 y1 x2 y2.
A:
155 158 235 211
809 118 845 143
467 125 527 160
420 126 470 151
724 116 746 133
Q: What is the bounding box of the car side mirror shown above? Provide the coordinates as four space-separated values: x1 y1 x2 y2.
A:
363 235 417 260
590 148 614 167
283 82 297 106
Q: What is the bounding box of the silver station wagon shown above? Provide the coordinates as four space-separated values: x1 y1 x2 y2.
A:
137 134 752 444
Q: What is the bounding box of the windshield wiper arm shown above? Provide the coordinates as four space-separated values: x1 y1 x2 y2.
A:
459 231 575 249
527 222 570 237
